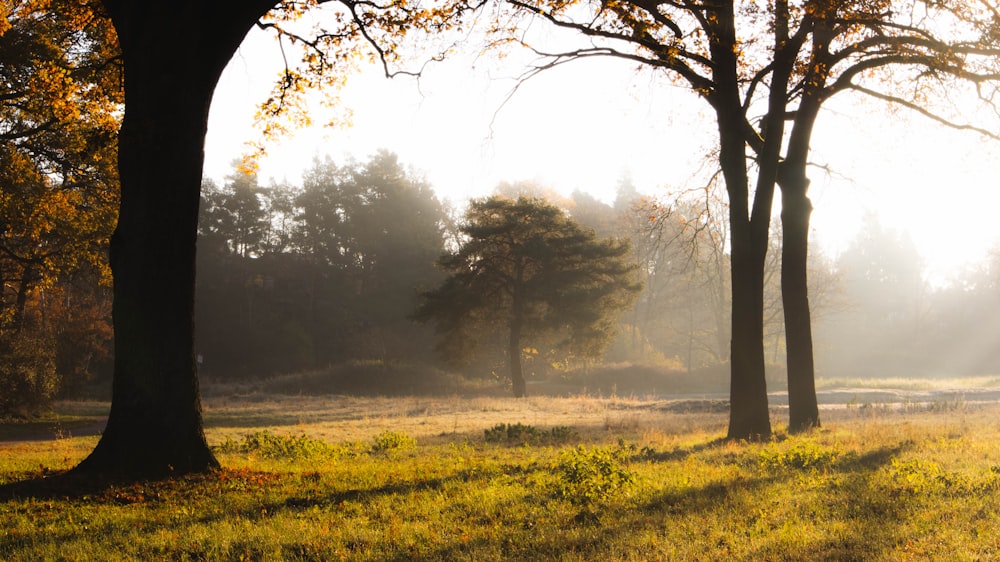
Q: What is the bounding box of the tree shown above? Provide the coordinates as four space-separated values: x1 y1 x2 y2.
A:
66 0 471 477
821 214 928 377
199 169 272 258
195 152 449 378
0 0 120 416
633 188 732 371
70 0 271 476
485 0 1000 437
294 151 449 362
416 196 641 397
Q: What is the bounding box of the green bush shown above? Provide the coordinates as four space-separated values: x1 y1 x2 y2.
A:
484 423 578 445
757 440 843 470
551 445 635 506
484 422 539 444
880 457 978 495
0 333 59 418
215 431 335 460
370 430 417 453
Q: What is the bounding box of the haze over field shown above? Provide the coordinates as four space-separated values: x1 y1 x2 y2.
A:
205 26 1000 287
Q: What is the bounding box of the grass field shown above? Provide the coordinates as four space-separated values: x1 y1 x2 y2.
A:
2 389 999 561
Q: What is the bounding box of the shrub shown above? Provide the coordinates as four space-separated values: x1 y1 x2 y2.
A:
757 440 843 470
484 422 539 444
551 445 635 506
880 457 976 495
215 431 334 460
483 423 578 446
0 333 59 418
370 430 417 453
546 425 578 444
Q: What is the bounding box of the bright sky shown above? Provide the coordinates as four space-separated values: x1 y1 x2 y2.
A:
204 25 1000 287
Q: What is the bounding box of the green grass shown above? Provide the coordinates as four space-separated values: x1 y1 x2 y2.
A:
2 397 1000 561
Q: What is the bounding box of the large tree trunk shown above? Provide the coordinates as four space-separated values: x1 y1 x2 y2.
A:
781 181 820 432
75 0 274 478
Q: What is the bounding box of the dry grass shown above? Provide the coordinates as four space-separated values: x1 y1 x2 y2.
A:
202 393 732 446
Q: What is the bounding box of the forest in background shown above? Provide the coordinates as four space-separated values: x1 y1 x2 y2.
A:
193 151 1000 385
6 139 1000 416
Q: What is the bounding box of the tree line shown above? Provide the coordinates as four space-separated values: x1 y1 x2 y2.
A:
196 152 447 377
196 156 1000 390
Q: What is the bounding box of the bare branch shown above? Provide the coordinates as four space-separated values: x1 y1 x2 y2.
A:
846 83 1000 141
504 0 715 93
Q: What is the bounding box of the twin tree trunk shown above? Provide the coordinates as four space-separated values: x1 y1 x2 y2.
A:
780 72 825 433
75 0 274 478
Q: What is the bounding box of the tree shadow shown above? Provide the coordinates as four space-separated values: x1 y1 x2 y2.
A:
0 470 133 502
632 435 730 463
1 433 926 560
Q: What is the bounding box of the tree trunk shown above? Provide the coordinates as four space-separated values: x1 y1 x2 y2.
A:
781 182 820 432
75 0 274 478
12 266 35 333
776 21 830 434
711 3 774 441
727 228 772 440
507 295 528 398
508 317 526 398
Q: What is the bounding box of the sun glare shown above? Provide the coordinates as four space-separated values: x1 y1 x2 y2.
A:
206 26 1000 286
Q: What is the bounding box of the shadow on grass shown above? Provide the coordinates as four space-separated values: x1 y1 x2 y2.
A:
633 436 730 463
1 434 928 561
414 440 920 562
0 418 106 443
0 470 131 502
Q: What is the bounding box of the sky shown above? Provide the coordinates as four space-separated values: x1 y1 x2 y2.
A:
204 24 1000 287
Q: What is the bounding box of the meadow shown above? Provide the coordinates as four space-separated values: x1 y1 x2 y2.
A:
2 380 1000 561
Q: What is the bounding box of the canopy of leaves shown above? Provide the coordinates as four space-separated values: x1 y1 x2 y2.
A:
0 0 121 301
486 1 1000 147
0 1 121 414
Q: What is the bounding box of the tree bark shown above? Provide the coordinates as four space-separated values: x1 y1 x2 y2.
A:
780 181 820 432
508 315 526 398
727 224 772 440
711 3 773 441
509 272 527 398
775 15 831 434
75 0 275 478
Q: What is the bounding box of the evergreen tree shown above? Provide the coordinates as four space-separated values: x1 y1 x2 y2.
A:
416 196 641 397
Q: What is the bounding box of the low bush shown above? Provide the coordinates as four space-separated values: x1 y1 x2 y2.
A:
551 444 635 506
370 430 417 453
757 440 844 470
483 422 578 445
216 429 419 460
215 431 335 460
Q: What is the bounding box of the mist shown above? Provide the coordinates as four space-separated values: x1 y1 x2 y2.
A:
193 153 1000 404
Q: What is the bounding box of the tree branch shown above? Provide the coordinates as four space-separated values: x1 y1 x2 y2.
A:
848 83 1000 141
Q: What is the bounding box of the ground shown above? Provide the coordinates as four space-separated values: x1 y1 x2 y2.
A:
2 378 999 560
